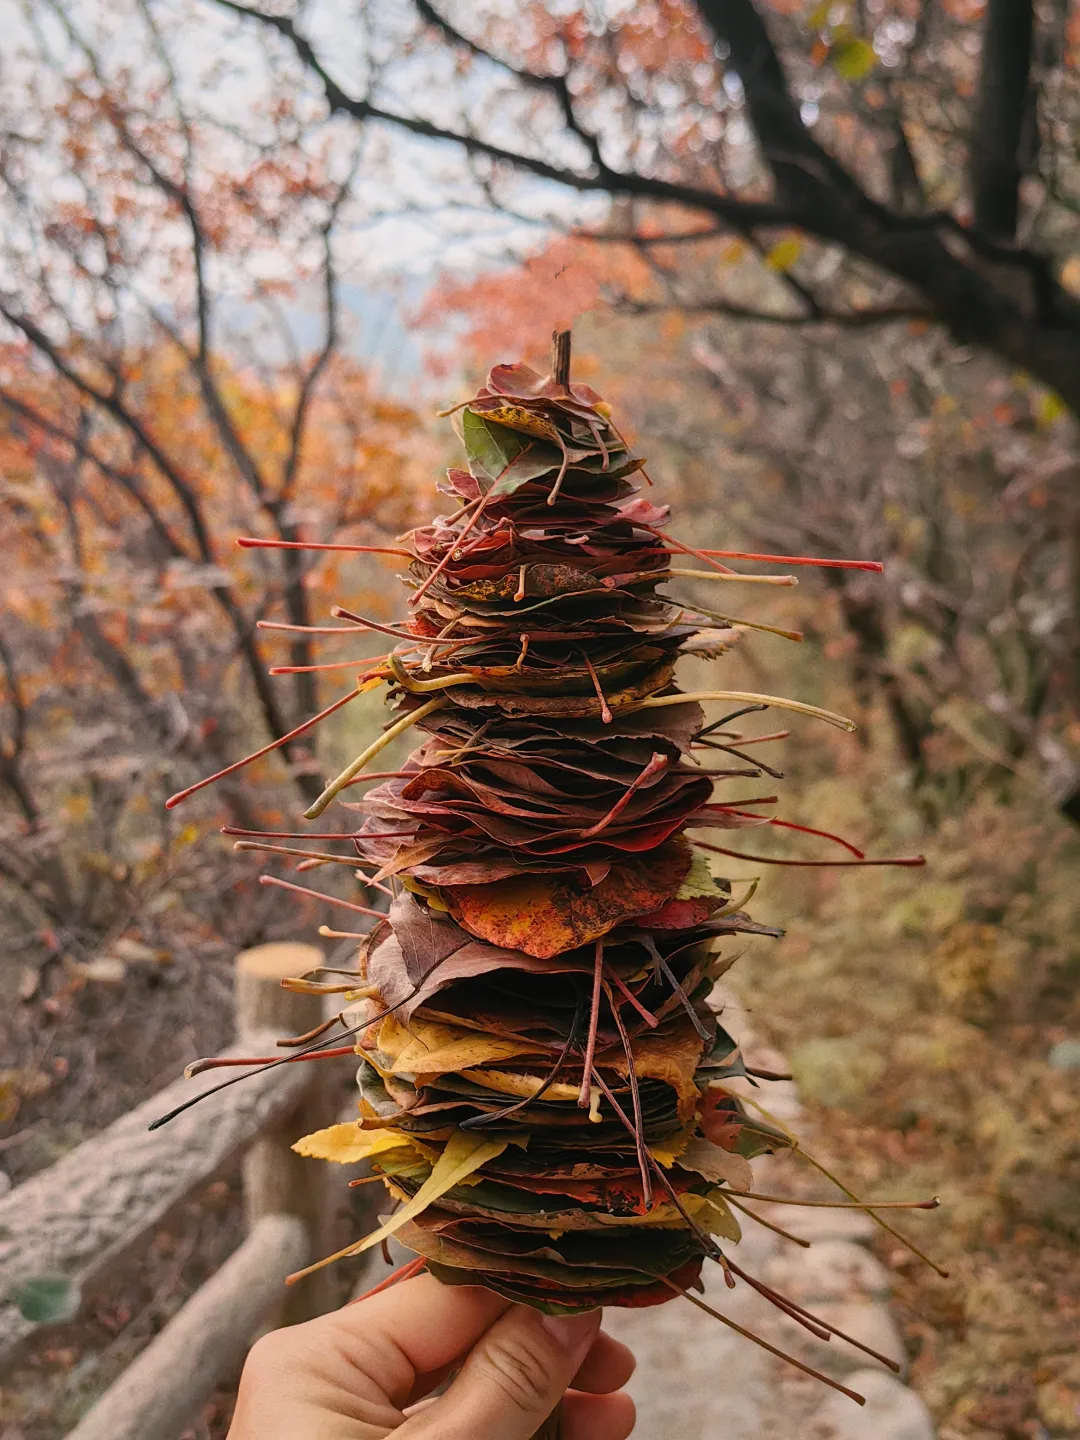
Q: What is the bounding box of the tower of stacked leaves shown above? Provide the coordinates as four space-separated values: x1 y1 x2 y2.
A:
165 335 931 1384
286 333 831 1310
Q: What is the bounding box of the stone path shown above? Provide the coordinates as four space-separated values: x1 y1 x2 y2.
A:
601 1006 936 1440
604 1194 932 1439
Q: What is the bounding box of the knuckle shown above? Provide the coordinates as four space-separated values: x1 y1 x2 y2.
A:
245 1329 291 1372
474 1329 553 1414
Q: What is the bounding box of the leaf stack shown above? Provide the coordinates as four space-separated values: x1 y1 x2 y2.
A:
292 339 808 1312
164 336 931 1391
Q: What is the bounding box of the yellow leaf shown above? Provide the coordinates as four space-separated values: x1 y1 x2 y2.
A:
674 852 724 900
338 1131 507 1262
402 877 452 911
831 37 877 80
701 1190 743 1242
292 1123 416 1165
764 236 803 273
648 1119 697 1167
461 1067 581 1103
610 1026 706 1120
377 1013 540 1076
1036 390 1066 425
714 878 760 918
473 405 561 440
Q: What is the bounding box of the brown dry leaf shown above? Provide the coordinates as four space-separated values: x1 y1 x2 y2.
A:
678 1137 754 1191
606 1023 708 1120
444 840 692 957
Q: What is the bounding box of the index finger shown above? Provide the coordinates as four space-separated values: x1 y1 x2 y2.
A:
296 1273 514 1408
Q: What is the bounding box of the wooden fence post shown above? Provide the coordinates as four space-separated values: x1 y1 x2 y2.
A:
235 942 338 1324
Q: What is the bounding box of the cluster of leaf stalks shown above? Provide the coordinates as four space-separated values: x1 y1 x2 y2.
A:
160 333 938 1406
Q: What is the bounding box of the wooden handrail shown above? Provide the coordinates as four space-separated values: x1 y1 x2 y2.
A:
0 1026 312 1364
0 937 347 1440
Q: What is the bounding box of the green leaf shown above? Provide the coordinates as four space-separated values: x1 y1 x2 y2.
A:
11 1275 81 1324
461 409 560 496
491 449 564 497
831 37 877 80
461 409 524 482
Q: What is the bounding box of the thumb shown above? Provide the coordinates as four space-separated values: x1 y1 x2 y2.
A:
399 1304 600 1440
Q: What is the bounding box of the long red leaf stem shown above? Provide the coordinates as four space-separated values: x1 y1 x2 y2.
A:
409 493 492 607
715 811 866 859
346 1256 427 1305
695 841 926 868
606 981 653 1206
693 547 883 572
578 752 668 837
725 1257 902 1371
258 873 386 917
635 522 738 575
186 1045 356 1075
237 537 413 557
580 649 613 723
258 621 370 635
606 966 660 1028
662 1281 866 1405
165 687 362 809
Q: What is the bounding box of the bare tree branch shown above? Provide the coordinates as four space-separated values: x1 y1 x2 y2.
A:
45 0 274 506
616 296 934 328
971 0 1035 240
413 0 607 172
0 390 193 561
0 633 40 829
208 0 1080 414
212 0 787 230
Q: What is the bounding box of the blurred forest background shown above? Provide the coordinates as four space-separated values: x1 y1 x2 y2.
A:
2 0 1080 1436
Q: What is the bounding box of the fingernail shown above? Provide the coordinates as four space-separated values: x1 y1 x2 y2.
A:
540 1309 599 1352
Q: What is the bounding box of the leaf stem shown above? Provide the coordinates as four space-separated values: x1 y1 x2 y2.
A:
304 697 448 818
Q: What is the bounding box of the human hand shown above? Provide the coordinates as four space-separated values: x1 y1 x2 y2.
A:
227 1272 636 1440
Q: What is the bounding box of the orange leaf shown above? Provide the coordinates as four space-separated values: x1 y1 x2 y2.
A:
443 840 693 958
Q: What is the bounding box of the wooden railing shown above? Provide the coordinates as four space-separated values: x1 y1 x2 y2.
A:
0 941 343 1440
